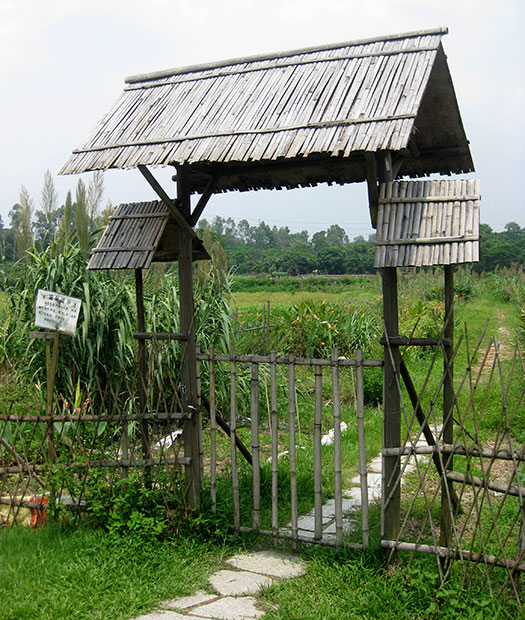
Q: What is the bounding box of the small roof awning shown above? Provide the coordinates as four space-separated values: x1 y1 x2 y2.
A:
374 179 480 267
87 201 209 270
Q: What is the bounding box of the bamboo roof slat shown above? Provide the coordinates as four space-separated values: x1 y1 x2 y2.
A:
374 179 480 268
61 28 473 193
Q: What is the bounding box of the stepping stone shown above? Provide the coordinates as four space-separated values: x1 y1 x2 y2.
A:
227 550 306 579
163 590 218 610
133 611 193 620
367 472 382 488
188 596 264 619
368 456 383 472
209 569 272 596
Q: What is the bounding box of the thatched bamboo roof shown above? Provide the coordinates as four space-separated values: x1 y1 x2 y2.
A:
61 27 473 194
87 201 209 270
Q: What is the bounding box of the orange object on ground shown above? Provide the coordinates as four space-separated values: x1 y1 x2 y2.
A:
28 496 48 527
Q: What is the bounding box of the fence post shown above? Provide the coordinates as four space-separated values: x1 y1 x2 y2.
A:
440 264 455 552
177 165 201 511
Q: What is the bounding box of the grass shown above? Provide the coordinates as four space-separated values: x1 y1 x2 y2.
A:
0 525 229 620
1 525 521 620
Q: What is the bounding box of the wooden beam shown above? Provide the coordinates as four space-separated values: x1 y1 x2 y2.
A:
365 152 378 229
189 174 219 226
138 164 198 242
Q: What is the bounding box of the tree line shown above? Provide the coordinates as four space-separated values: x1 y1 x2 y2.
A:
198 216 525 275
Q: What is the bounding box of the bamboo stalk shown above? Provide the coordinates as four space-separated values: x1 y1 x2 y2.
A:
195 344 204 485
209 347 217 513
270 351 279 538
230 348 240 533
332 349 343 545
314 365 323 540
196 352 383 367
288 350 298 545
381 540 525 573
356 350 369 547
251 363 261 530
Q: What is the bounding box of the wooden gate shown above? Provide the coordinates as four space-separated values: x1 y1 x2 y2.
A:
381 327 525 604
196 348 382 548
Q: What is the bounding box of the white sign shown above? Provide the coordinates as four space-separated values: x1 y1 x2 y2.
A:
35 290 82 336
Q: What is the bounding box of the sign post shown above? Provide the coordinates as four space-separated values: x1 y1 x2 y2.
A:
33 290 82 463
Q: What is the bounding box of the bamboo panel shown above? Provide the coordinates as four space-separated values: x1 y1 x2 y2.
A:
374 179 481 267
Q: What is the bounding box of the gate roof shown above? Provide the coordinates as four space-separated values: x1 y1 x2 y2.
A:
60 27 473 194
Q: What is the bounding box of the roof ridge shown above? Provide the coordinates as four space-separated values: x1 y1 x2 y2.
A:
125 26 448 85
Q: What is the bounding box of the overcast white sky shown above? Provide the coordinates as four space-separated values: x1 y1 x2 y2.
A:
1 0 523 238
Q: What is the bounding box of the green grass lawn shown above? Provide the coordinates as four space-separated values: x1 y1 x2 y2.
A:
1 526 521 620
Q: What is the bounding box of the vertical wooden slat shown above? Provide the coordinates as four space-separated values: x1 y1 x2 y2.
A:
332 349 343 545
251 363 261 530
314 364 323 540
230 348 240 533
270 351 279 538
209 347 217 513
355 349 369 547
288 350 298 545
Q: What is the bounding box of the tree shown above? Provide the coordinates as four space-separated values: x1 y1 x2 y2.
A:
87 171 105 224
12 187 34 261
75 179 90 253
33 170 60 249
318 246 346 274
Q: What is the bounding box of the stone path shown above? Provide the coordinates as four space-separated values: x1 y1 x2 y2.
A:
132 550 306 620
133 432 436 619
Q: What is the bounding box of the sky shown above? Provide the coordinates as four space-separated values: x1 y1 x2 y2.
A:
1 0 524 239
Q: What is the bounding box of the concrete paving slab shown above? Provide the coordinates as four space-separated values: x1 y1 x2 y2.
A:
367 472 382 488
133 611 196 620
188 596 264 619
163 590 218 610
368 456 383 472
227 551 306 579
342 488 361 501
209 569 272 596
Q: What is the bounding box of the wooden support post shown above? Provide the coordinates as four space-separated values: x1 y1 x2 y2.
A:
135 269 151 480
45 331 60 464
382 266 401 544
440 265 455 550
177 165 201 511
378 151 401 548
